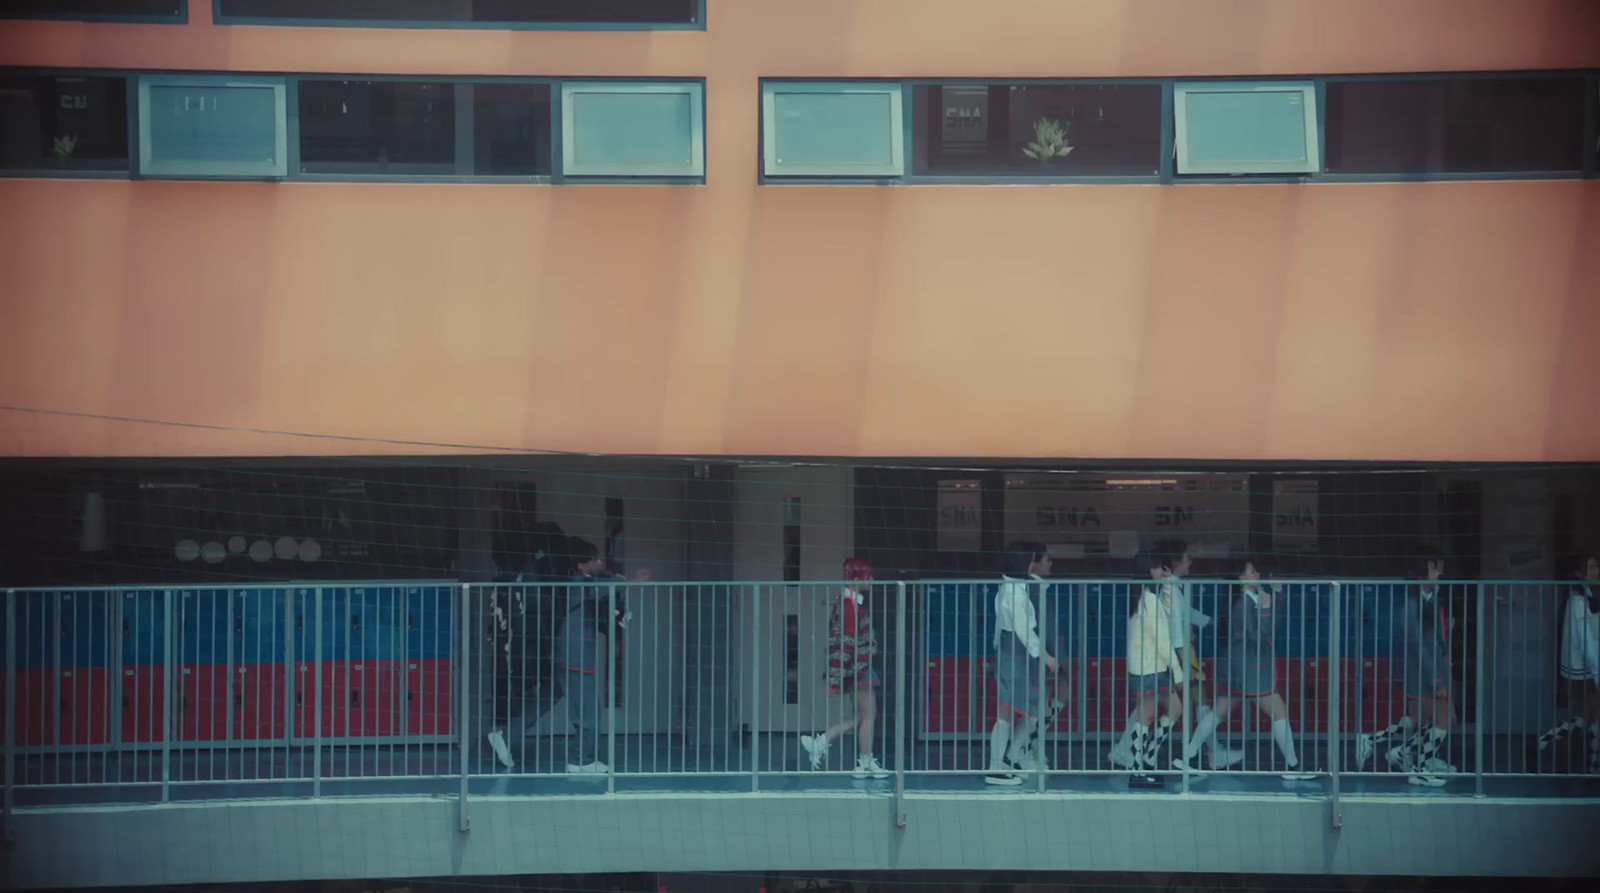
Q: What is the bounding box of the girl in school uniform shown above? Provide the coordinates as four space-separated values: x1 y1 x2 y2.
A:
985 542 1058 785
1538 553 1599 775
1122 553 1184 787
800 557 888 779
1356 548 1456 787
1174 557 1314 780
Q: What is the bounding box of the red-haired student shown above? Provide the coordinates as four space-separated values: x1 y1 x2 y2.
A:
800 557 888 779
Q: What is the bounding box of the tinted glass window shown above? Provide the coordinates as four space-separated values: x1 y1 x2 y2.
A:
912 83 1162 177
0 74 129 171
1325 77 1587 174
472 83 552 176
219 0 697 25
1 1 182 18
300 80 457 175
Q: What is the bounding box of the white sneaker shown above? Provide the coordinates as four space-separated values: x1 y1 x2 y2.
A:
985 772 1023 786
565 761 608 775
799 734 829 770
1281 763 1317 781
1355 733 1376 769
1210 747 1246 770
487 729 514 769
854 754 889 780
1170 756 1207 778
1424 757 1457 774
1107 743 1133 768
1408 773 1446 787
1028 743 1050 772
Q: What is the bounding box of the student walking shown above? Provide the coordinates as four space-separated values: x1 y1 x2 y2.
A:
1356 548 1456 787
1122 553 1184 787
799 557 888 779
1174 557 1314 779
985 542 1058 786
1538 553 1599 775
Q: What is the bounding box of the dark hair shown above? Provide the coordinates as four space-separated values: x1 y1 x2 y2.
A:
1570 552 1599 579
1152 538 1189 568
1004 541 1048 577
1133 551 1168 578
1408 544 1443 579
1238 554 1267 577
565 536 600 571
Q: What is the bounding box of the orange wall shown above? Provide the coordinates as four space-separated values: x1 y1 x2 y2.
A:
1 0 1598 462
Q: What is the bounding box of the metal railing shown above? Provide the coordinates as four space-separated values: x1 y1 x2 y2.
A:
2 578 1596 816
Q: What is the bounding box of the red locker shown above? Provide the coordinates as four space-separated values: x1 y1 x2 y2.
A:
18 668 53 746
1083 658 1126 733
59 667 111 745
294 661 346 740
178 664 229 741
233 663 287 741
348 660 403 738
922 657 969 733
405 659 454 736
120 665 166 743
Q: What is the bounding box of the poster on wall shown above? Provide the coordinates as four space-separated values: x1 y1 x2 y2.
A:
936 480 982 552
1003 474 1249 558
1272 479 1319 553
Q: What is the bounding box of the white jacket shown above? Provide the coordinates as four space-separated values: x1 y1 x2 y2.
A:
1127 586 1176 677
1559 586 1599 682
993 575 1044 657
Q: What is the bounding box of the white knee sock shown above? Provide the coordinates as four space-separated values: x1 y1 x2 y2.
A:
989 719 1013 773
1271 718 1299 767
1009 717 1037 765
1184 706 1219 760
1115 710 1139 752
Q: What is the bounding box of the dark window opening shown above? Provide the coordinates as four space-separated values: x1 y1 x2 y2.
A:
298 80 551 177
912 83 1162 177
218 0 699 26
1324 77 1587 175
1 1 183 19
784 614 800 704
0 74 129 172
783 497 801 583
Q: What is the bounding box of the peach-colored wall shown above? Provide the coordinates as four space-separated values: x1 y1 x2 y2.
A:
1 1 1598 462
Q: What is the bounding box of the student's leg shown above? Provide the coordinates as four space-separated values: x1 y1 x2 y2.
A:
1128 695 1159 770
1255 693 1301 768
498 671 566 767
566 670 602 770
1184 694 1231 760
854 688 877 757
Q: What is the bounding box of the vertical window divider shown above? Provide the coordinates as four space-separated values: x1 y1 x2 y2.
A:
453 83 474 177
549 79 566 184
1584 72 1598 179
1313 78 1328 181
899 81 914 182
1158 81 1175 183
126 75 144 181
285 77 302 178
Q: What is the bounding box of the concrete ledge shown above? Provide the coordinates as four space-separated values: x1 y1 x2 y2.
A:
9 792 1600 888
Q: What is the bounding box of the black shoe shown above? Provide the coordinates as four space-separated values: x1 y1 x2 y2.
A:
985 772 1023 786
1128 771 1165 788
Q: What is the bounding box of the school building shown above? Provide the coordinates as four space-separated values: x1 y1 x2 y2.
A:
2 1 1600 890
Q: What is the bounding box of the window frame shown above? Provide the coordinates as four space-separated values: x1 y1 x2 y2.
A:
290 75 560 183
211 0 704 31
559 80 706 180
904 77 1169 184
761 80 907 180
1173 79 1320 176
0 1 186 23
0 70 135 178
137 74 289 179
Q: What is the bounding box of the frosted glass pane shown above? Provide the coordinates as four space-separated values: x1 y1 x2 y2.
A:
571 91 692 167
773 91 893 166
1184 89 1308 165
148 85 279 164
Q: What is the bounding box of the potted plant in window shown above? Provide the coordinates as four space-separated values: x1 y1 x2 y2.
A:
1022 117 1073 169
52 134 78 160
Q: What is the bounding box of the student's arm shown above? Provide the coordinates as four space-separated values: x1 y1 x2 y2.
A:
1011 585 1045 659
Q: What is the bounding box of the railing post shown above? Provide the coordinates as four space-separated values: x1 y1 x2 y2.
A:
1178 582 1190 795
313 587 323 799
893 581 907 827
750 584 761 793
608 581 618 795
160 588 173 803
1075 583 1088 768
4 589 16 842
1474 582 1486 798
1327 582 1342 829
457 583 471 833
1036 580 1049 795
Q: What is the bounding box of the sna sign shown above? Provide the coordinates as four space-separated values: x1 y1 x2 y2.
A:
1034 506 1200 528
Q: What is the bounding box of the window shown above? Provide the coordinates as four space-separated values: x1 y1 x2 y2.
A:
762 82 904 178
1324 76 1587 175
138 76 287 178
1 74 129 172
1 1 183 21
560 82 703 178
1174 81 1318 175
912 83 1162 177
216 0 700 28
299 80 553 178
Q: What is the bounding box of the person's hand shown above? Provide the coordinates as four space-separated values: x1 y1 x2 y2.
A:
630 568 653 583
1044 654 1059 673
616 609 633 628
